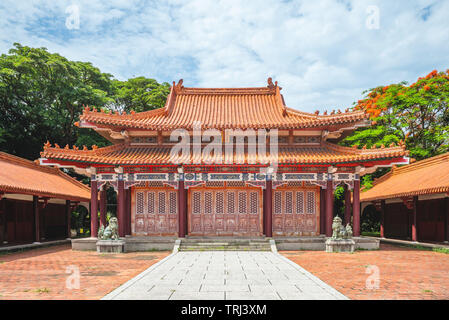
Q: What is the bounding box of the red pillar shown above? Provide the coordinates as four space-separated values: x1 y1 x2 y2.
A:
353 179 361 237
33 196 40 242
99 189 107 227
412 196 418 241
325 179 333 237
380 200 385 238
265 179 273 237
320 187 326 235
118 179 125 238
126 188 131 236
90 179 98 238
344 185 352 225
178 180 186 237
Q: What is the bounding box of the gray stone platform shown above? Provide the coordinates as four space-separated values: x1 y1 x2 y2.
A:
102 251 348 300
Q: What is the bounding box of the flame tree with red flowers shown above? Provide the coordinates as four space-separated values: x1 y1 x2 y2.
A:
342 70 449 161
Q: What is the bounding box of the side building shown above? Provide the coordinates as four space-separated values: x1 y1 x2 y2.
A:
361 152 449 243
0 152 91 246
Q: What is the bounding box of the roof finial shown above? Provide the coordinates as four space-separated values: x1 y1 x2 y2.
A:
267 77 275 89
314 110 320 115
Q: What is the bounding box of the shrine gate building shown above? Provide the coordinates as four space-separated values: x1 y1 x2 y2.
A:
39 79 409 239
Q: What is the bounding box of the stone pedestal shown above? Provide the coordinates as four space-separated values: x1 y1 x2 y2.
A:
96 240 125 253
325 238 355 253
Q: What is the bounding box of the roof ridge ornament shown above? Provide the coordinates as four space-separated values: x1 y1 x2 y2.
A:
174 79 184 94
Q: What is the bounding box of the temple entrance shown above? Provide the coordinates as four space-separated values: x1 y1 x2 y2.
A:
132 187 178 236
188 186 263 236
272 185 320 236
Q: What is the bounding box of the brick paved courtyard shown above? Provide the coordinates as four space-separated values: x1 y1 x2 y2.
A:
0 244 170 300
282 243 449 300
1 243 448 300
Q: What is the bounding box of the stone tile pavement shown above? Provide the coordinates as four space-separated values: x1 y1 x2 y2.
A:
103 251 348 300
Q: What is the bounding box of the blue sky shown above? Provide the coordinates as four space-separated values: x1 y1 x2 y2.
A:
0 0 448 112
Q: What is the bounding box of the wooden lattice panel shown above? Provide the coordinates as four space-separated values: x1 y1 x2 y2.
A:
169 191 177 214
132 187 178 236
296 191 304 214
188 186 262 236
272 186 319 236
306 191 316 214
147 192 155 214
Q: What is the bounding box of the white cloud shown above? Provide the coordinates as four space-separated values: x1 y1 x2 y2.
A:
0 0 448 112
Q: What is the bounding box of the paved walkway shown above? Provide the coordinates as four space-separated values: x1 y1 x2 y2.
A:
103 251 347 300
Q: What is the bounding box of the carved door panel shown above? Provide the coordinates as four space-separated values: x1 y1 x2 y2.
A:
189 188 261 235
248 191 260 232
237 191 248 232
202 191 214 233
190 191 202 233
133 188 178 236
135 191 146 233
272 188 318 236
215 191 225 232
225 191 238 232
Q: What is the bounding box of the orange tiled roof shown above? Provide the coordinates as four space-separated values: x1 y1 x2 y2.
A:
40 141 408 166
79 79 370 131
360 152 449 202
0 152 91 201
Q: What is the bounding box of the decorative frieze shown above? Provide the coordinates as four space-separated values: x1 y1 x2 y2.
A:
94 171 358 186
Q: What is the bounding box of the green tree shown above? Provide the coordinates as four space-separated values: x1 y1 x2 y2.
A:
0 43 114 159
111 76 170 113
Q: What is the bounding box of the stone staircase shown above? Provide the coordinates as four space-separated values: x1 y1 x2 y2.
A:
179 237 272 251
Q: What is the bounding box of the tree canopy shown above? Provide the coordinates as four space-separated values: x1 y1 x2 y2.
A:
0 43 169 160
342 70 449 160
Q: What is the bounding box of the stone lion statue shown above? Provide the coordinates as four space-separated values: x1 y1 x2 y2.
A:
331 216 353 240
331 216 343 239
98 217 119 240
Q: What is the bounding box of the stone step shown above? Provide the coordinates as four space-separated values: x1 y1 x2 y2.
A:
179 238 272 251
179 246 271 251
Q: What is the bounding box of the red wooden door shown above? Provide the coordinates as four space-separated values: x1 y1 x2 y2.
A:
133 188 178 236
189 187 262 236
272 187 319 236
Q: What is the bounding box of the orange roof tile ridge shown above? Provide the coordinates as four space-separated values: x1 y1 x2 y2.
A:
0 151 91 194
391 152 449 175
178 87 276 95
0 151 60 175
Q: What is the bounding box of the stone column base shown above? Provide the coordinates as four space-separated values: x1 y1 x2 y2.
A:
325 238 355 253
96 240 125 253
